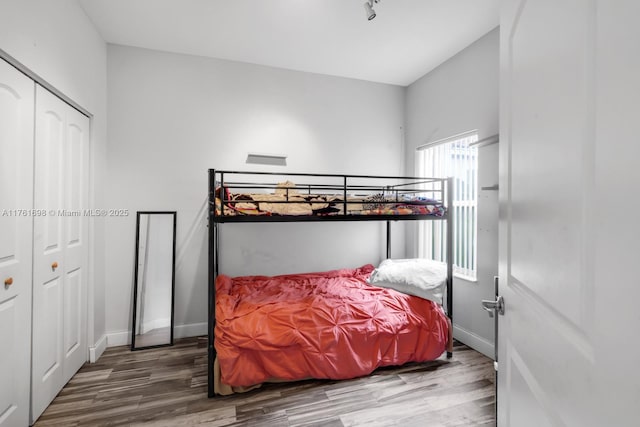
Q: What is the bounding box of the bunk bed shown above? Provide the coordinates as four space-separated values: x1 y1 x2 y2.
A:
207 170 453 397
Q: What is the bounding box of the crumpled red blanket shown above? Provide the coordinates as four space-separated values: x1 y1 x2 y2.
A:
215 264 449 387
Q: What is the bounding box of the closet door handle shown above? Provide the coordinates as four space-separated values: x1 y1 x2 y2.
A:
52 262 59 270
4 277 13 286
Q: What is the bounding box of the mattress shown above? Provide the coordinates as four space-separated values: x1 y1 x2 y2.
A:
215 264 450 388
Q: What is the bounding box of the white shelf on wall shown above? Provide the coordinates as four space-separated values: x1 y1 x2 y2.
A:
246 152 287 166
481 184 499 191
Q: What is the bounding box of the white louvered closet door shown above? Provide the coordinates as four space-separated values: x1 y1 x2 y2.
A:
31 85 89 423
0 59 34 427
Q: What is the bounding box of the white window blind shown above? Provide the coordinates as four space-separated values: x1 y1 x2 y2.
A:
416 132 478 279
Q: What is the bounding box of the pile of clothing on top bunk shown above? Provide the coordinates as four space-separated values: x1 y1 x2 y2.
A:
214 181 445 217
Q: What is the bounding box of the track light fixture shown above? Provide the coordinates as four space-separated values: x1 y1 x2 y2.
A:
364 0 380 21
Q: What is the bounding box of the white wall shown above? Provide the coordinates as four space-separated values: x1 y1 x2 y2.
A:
0 0 108 359
105 44 406 343
405 28 499 357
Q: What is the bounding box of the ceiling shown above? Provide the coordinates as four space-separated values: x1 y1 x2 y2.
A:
79 0 500 87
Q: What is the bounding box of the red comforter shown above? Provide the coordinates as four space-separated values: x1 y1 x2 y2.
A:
215 264 449 387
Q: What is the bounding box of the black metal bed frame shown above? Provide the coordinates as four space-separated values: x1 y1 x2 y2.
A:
207 169 454 398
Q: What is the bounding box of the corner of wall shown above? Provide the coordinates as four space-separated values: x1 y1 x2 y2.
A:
89 334 107 363
453 323 495 360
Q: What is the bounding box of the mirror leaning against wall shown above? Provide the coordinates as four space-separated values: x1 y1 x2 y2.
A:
131 211 176 350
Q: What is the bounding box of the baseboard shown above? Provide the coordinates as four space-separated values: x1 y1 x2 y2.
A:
89 334 107 363
174 322 207 339
106 330 130 347
453 323 495 359
141 317 171 334
106 322 208 348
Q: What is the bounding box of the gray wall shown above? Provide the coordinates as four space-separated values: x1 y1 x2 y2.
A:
105 44 407 342
0 0 108 359
404 28 500 357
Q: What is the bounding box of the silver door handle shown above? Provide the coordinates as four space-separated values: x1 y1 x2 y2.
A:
481 295 505 317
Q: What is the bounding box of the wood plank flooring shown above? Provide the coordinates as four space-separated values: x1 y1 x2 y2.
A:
34 337 495 427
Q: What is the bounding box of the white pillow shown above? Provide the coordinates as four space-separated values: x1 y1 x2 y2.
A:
367 258 447 304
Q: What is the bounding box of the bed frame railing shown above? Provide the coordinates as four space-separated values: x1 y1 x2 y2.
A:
210 169 448 223
207 169 454 398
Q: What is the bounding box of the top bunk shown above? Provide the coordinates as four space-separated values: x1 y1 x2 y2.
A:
209 169 452 223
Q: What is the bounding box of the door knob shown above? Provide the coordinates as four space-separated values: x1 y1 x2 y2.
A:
481 295 505 317
4 277 13 286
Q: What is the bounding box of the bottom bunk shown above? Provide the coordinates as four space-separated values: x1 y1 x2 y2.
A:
213 263 452 395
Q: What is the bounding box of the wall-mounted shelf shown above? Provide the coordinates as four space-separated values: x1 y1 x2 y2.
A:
246 152 287 166
481 184 499 191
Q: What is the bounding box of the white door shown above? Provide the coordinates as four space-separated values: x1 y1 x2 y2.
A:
31 85 89 422
60 101 89 385
498 1 640 426
0 60 34 427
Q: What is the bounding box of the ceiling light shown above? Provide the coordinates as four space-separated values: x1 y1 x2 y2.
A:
364 0 380 21
364 1 376 20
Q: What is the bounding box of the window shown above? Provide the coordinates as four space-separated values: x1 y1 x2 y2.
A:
416 132 478 279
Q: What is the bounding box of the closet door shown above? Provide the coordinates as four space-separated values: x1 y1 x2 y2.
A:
61 106 89 385
31 85 89 422
0 60 34 427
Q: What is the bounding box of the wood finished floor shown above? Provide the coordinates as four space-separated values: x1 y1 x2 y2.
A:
34 337 495 427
